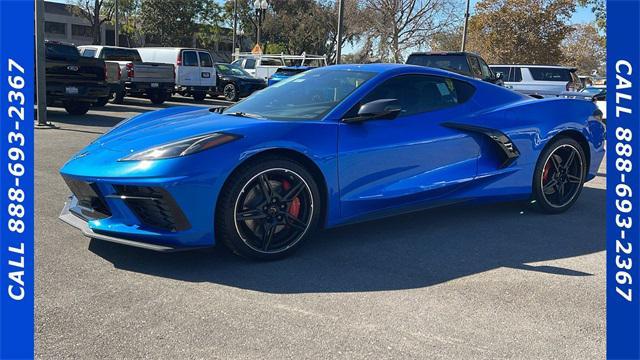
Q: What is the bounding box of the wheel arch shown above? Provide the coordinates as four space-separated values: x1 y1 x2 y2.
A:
217 148 330 228
546 129 591 171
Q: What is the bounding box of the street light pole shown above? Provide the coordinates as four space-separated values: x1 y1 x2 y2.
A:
460 0 470 51
114 0 119 46
336 0 344 64
232 0 238 59
254 0 267 52
35 0 49 126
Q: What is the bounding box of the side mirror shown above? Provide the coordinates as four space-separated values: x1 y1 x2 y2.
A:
343 99 402 123
495 72 504 80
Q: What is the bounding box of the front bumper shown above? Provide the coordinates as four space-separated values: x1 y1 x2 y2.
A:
60 196 179 252
46 82 110 104
58 171 221 251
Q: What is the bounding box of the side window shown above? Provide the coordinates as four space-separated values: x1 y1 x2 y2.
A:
468 57 482 78
182 51 198 67
198 51 213 67
81 48 96 58
478 58 492 79
359 75 474 118
511 67 522 82
244 58 256 69
491 67 508 80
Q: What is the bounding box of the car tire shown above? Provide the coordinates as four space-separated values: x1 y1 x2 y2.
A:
533 137 586 214
192 92 206 102
215 157 322 260
93 96 109 107
223 83 239 102
63 102 90 115
148 91 166 105
111 90 125 104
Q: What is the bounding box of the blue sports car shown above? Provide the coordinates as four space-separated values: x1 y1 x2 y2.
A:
59 64 606 260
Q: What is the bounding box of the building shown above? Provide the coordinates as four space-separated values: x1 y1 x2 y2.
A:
44 1 119 46
43 0 238 61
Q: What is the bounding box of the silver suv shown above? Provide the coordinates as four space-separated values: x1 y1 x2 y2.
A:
489 65 582 93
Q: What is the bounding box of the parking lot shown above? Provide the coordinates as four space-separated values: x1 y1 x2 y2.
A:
35 97 606 359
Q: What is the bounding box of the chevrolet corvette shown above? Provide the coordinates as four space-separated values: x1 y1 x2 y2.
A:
59 64 606 259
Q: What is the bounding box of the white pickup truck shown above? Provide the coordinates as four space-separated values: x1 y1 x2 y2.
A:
78 45 175 104
231 53 327 81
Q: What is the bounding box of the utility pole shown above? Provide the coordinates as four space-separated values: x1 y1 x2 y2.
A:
114 0 119 46
232 0 238 59
460 0 470 51
35 0 49 127
335 0 345 64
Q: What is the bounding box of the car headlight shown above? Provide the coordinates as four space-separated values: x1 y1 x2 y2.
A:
119 133 241 161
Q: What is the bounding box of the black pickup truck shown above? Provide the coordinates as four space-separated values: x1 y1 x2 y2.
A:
44 41 110 115
406 51 504 86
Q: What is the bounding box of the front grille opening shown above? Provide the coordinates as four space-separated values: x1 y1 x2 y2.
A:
113 185 191 232
63 176 111 219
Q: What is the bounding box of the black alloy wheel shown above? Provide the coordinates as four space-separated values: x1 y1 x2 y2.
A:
534 138 586 213
216 158 321 260
223 83 239 101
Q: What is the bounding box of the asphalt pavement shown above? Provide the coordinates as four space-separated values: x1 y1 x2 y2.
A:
35 95 606 359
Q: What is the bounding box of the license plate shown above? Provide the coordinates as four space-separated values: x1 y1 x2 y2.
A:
201 72 210 78
65 86 79 95
150 82 159 88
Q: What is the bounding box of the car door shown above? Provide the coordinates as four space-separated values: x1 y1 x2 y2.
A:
178 50 200 87
337 74 481 219
197 51 215 87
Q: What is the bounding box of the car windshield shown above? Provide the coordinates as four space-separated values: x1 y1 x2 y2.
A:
223 69 376 121
102 48 142 62
45 43 79 61
406 54 470 74
275 68 309 76
580 87 605 95
215 64 252 77
529 67 574 82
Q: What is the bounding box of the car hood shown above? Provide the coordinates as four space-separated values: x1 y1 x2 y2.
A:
95 106 260 153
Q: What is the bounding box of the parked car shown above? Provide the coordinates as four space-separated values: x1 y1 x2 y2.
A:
267 66 313 86
231 53 327 81
85 59 122 107
60 64 605 260
136 47 216 101
581 86 607 121
212 63 266 101
78 45 175 104
489 65 583 93
405 51 503 85
43 41 110 115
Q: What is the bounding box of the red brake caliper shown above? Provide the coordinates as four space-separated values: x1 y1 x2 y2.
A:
281 180 301 218
543 160 551 184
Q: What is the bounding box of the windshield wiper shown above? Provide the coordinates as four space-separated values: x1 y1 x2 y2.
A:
225 111 265 119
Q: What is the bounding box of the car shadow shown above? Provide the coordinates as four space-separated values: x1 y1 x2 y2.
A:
89 187 605 294
45 110 125 128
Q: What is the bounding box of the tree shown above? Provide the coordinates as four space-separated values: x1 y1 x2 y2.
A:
139 0 207 46
224 0 364 61
562 23 605 75
578 0 605 31
429 26 462 51
72 0 115 44
466 0 576 64
358 0 461 63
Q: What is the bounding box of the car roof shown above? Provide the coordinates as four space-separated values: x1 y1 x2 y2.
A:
490 64 577 70
314 63 473 79
408 51 477 56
